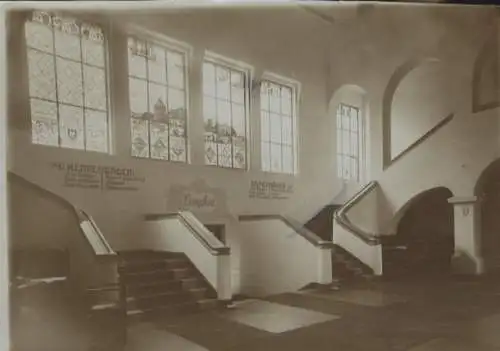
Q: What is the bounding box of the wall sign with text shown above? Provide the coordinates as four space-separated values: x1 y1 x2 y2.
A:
51 162 145 191
249 180 294 200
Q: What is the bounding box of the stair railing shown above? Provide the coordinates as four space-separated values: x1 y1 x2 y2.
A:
144 211 231 301
333 181 382 246
332 181 387 275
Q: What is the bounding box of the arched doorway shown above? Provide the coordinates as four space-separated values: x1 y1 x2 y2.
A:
475 158 500 275
384 187 454 280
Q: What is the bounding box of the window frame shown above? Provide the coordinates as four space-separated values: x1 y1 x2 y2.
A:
259 72 300 175
23 10 113 154
336 102 363 182
124 25 193 163
202 50 253 171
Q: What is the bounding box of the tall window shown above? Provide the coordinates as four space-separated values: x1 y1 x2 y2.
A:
25 11 110 152
202 58 248 169
336 103 362 181
128 36 188 162
260 79 296 174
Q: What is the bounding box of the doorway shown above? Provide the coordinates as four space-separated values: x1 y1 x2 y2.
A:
475 158 500 274
205 224 226 244
385 187 454 280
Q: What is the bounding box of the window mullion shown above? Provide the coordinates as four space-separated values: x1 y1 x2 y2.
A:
50 21 62 147
79 31 87 151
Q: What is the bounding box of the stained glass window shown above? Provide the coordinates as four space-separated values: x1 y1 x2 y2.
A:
128 36 188 162
336 103 361 181
260 80 296 174
25 11 110 153
203 60 248 169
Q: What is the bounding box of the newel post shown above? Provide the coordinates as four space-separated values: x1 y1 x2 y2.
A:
448 196 484 275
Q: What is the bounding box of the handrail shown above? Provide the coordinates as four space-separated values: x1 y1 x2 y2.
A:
78 209 116 257
238 214 334 249
144 212 230 256
7 171 116 258
333 181 382 246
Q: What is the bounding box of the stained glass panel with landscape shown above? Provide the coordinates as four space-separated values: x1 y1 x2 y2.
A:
128 36 188 162
203 61 247 169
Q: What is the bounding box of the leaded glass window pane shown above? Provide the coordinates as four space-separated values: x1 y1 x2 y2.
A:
131 118 149 158
83 66 107 110
25 11 110 152
261 142 271 172
261 111 270 142
148 45 167 84
150 121 169 160
129 78 148 116
167 51 185 89
271 143 282 173
85 109 108 153
203 62 216 97
336 103 361 181
59 104 84 150
216 67 230 100
231 104 245 137
282 116 292 145
230 71 245 104
128 36 188 162
270 113 281 143
282 145 293 174
54 25 81 61
25 21 53 53
27 50 57 101
31 99 58 146
260 79 297 174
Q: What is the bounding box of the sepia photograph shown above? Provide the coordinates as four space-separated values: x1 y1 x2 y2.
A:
1 0 500 350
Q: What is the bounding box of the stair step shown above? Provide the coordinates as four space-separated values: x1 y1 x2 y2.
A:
120 258 189 273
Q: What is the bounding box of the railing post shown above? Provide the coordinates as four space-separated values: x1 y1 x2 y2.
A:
216 253 232 302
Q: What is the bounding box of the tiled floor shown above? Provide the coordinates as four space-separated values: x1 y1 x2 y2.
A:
12 279 500 351
145 279 500 351
218 299 340 333
298 287 407 307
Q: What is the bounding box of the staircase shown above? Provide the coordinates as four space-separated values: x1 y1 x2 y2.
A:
118 250 220 319
331 244 376 282
305 205 376 283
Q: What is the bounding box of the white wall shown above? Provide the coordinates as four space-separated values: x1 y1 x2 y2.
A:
328 5 499 224
144 217 220 291
239 219 327 296
345 185 380 235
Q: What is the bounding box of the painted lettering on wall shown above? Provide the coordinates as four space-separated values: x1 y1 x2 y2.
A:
249 180 293 200
182 191 217 212
50 162 145 191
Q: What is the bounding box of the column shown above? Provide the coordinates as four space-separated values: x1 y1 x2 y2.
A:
448 196 484 275
317 246 333 285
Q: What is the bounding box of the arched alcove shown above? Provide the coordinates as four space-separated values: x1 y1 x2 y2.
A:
472 33 500 113
475 158 500 274
329 84 370 187
384 187 454 280
383 58 454 167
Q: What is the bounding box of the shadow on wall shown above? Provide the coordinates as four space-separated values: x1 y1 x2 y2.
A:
472 30 500 113
389 186 454 236
452 250 480 275
475 157 500 273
